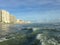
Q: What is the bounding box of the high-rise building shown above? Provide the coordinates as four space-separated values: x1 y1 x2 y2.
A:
0 10 16 24
1 10 10 23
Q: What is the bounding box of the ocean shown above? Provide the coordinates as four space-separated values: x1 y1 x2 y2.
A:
0 23 60 45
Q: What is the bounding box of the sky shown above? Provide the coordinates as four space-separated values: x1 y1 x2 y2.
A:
0 0 60 23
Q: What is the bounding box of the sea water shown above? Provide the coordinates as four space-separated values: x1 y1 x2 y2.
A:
0 23 60 45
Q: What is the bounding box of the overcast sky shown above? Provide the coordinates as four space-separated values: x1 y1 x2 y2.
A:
0 0 60 23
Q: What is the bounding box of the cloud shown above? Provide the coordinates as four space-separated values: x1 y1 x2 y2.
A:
0 0 60 8
0 0 60 12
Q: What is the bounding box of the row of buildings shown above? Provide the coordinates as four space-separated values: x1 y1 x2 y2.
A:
0 10 16 24
16 19 31 24
0 10 31 24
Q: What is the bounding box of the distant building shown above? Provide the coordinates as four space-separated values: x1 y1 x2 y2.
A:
16 19 31 24
10 15 16 24
25 21 31 24
16 19 21 24
16 19 25 24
